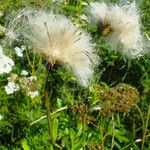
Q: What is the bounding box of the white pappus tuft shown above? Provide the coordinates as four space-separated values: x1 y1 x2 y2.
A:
90 2 144 58
6 9 97 87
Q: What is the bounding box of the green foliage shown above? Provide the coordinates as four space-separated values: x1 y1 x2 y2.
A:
0 0 150 150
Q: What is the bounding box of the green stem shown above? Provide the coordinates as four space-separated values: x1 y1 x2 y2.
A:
135 104 145 134
45 89 53 143
100 116 105 150
111 114 115 150
141 104 150 150
44 65 54 145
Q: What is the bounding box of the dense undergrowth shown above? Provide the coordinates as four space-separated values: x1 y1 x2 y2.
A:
0 0 149 149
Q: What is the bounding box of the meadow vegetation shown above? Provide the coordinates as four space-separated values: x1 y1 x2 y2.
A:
0 0 149 149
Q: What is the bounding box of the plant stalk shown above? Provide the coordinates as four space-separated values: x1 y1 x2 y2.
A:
44 65 54 145
141 104 150 150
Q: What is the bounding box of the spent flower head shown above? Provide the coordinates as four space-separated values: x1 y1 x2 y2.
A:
6 9 97 87
89 2 144 57
91 83 139 116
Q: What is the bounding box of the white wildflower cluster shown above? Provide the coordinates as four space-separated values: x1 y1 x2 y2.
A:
5 73 19 94
90 2 143 57
5 80 20 94
19 75 39 98
4 71 39 98
11 10 97 87
0 46 14 74
0 44 38 98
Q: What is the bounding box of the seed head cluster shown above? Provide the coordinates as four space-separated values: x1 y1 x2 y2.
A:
92 83 139 116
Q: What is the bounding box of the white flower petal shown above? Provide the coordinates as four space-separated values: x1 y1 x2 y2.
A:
21 70 28 76
15 47 23 57
28 91 39 98
21 45 26 51
5 81 20 94
0 55 14 74
29 76 37 81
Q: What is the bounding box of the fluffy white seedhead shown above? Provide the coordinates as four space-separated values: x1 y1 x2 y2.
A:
90 2 143 58
5 9 32 44
6 10 97 87
90 2 109 22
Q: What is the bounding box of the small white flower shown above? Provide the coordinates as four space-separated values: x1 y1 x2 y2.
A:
15 47 24 57
0 56 14 74
21 45 26 51
28 91 39 98
5 81 20 94
80 14 88 21
0 46 14 74
0 114 2 120
29 76 37 81
135 139 142 143
21 70 28 76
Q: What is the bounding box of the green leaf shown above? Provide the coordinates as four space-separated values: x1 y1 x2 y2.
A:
75 133 87 149
22 139 30 150
115 135 129 143
114 141 121 149
70 128 76 149
52 118 59 143
63 5 81 12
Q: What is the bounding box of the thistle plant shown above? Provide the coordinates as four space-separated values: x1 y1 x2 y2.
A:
4 9 97 146
0 0 149 149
